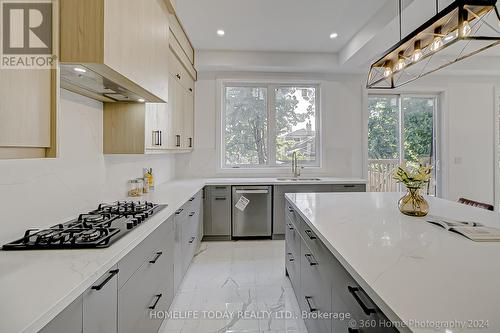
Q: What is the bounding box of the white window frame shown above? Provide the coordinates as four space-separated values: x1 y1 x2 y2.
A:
365 92 442 196
218 80 322 171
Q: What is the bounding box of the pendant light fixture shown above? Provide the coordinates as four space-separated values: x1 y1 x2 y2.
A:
367 0 500 89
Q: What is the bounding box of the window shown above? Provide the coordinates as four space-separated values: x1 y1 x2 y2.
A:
367 94 439 195
223 83 320 168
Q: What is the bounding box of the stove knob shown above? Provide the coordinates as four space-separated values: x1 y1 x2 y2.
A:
126 221 134 230
132 219 138 226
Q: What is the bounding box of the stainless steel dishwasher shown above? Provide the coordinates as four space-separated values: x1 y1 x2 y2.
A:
232 186 272 238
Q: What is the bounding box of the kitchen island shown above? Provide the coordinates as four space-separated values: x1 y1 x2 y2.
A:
285 192 500 333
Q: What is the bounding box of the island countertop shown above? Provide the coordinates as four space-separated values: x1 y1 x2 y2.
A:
285 192 500 333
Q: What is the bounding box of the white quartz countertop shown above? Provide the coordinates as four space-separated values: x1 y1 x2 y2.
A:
285 192 500 333
0 176 364 333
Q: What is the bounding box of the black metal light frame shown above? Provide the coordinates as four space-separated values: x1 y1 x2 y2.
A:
367 0 500 89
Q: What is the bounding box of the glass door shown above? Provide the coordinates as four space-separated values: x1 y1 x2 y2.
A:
368 94 439 195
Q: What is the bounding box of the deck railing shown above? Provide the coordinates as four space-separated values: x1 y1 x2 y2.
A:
368 159 400 192
368 158 433 193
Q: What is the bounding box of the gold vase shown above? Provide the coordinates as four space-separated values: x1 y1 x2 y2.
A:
398 187 429 217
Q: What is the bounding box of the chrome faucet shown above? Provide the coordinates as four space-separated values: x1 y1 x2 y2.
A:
291 151 301 178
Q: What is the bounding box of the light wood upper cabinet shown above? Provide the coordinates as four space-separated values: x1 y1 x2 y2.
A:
103 103 170 154
60 0 169 103
168 49 195 150
0 70 51 148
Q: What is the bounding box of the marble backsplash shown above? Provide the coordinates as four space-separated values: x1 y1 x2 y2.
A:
0 90 176 245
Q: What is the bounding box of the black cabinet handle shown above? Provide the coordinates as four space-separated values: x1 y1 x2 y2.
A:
189 137 193 148
189 197 195 202
189 236 195 244
176 135 181 147
148 294 163 310
287 223 294 230
176 74 181 79
348 286 376 316
189 88 193 92
304 296 317 312
149 252 163 264
287 252 294 262
159 131 162 146
91 269 119 291
304 229 317 240
304 253 318 266
189 212 195 217
288 207 294 213
175 208 184 215
215 197 227 201
344 184 356 188
215 186 227 190
348 328 359 333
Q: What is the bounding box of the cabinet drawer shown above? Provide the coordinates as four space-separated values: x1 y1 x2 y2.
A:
285 244 300 294
118 218 173 289
300 242 332 333
331 256 397 332
119 238 174 333
285 203 305 236
331 184 366 192
210 185 230 196
285 215 301 259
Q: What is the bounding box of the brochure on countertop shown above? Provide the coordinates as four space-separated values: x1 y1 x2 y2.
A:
426 215 500 242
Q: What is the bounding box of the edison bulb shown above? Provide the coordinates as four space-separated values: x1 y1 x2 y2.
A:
394 58 406 72
444 30 458 42
430 36 443 52
461 21 471 36
411 49 423 62
383 67 393 78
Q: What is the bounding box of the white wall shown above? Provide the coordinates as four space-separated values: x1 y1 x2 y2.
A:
0 90 176 245
177 68 499 207
175 72 366 178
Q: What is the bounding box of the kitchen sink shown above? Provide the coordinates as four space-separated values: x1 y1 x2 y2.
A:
276 177 322 182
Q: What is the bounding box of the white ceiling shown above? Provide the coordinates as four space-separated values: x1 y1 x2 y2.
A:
175 0 388 52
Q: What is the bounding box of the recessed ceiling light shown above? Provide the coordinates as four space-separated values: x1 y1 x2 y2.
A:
138 98 145 103
74 67 86 73
217 29 225 36
329 32 339 39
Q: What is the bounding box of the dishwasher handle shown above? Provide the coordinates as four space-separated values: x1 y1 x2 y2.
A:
235 189 269 194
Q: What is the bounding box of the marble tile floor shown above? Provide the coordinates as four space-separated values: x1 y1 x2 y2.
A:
158 240 308 333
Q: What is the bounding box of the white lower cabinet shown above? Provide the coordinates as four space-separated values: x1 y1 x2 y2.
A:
118 217 174 333
84 266 119 333
39 296 83 333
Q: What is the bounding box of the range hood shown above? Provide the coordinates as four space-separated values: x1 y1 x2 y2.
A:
60 64 162 103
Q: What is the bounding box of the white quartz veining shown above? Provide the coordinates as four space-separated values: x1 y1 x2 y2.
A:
286 192 500 333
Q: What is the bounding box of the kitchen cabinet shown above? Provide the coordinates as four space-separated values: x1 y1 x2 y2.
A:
103 103 171 154
167 49 195 150
39 296 83 333
285 199 398 333
118 218 174 333
273 184 366 237
83 266 118 333
60 0 169 103
203 186 232 239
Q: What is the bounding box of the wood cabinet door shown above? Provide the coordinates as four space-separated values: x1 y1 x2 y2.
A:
167 74 185 149
83 266 118 333
156 103 170 149
0 70 51 147
145 104 158 150
104 0 169 102
183 85 194 149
